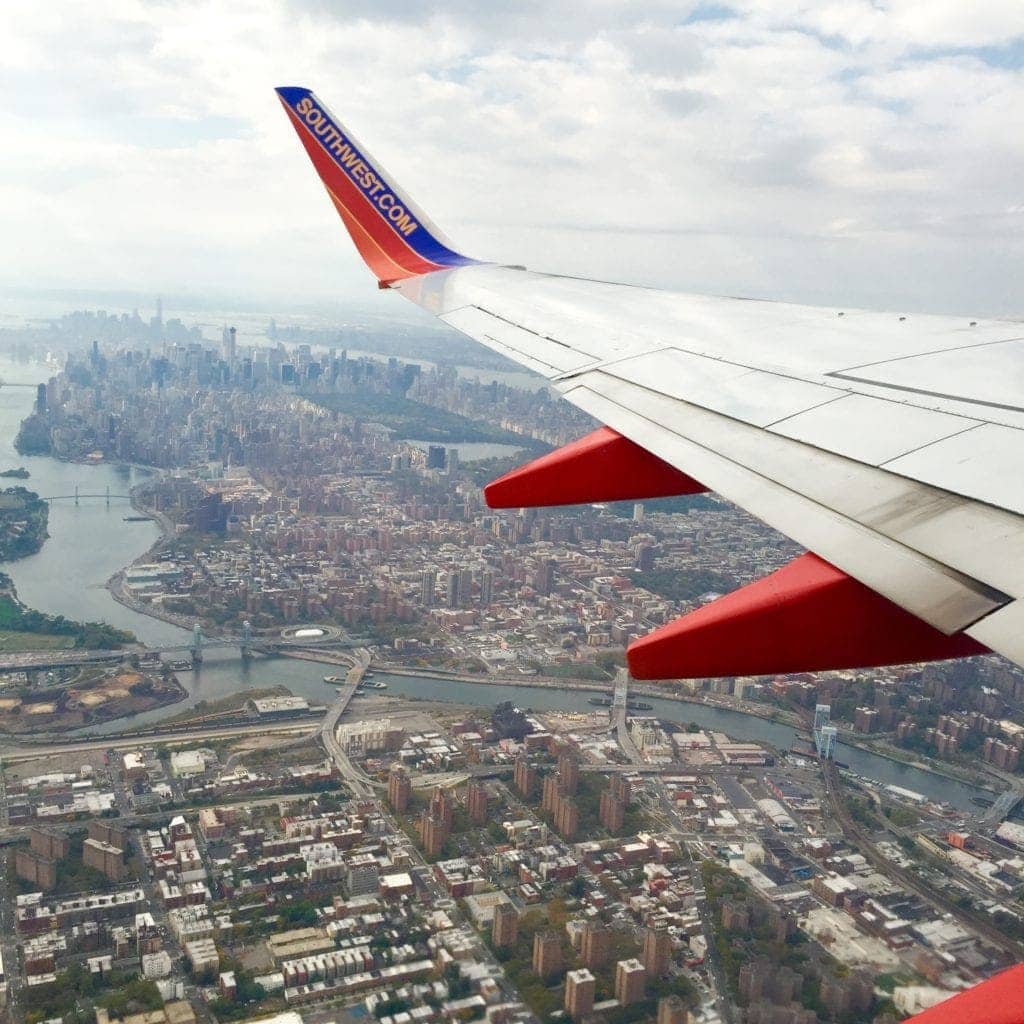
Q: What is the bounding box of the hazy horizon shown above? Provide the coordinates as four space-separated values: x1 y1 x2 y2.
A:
1 3 1022 318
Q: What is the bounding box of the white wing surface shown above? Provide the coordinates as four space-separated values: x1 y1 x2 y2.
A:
278 85 1024 677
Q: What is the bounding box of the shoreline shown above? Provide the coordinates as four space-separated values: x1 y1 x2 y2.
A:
80 480 1002 798
367 664 994 794
104 484 197 635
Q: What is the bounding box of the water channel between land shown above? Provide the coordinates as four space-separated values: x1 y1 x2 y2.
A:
0 356 997 812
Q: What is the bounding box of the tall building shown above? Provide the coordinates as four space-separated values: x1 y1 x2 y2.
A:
426 445 446 469
346 856 380 896
558 753 579 795
582 922 611 969
420 570 436 607
657 996 691 1024
83 837 124 881
492 904 518 947
611 775 632 804
565 969 596 1019
35 382 46 414
30 828 69 861
430 786 453 827
467 781 488 826
15 849 56 890
446 572 461 609
480 571 494 607
643 927 671 978
535 558 557 595
554 795 579 840
600 790 625 832
514 756 537 799
615 959 647 1006
533 931 562 980
419 812 448 859
387 767 410 813
542 774 563 813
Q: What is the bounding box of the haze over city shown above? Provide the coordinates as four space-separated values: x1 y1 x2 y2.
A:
1 5 1024 1024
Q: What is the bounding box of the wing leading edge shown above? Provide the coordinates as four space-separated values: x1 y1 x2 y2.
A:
276 85 1024 684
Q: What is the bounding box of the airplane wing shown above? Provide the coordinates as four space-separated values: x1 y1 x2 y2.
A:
277 86 1024 681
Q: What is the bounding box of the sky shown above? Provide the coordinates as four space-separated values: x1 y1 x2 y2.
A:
1 1 1023 317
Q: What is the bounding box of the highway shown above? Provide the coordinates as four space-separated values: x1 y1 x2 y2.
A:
318 648 379 797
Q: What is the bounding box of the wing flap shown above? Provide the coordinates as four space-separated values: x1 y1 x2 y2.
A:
560 376 1007 633
443 306 598 375
771 393 982 465
589 348 845 427
884 423 1024 514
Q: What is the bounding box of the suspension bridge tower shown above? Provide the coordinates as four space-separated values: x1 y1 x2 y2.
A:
190 623 203 666
240 620 253 660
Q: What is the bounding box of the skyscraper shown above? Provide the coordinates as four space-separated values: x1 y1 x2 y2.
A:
565 969 596 1019
446 571 460 609
492 904 518 947
387 767 410 813
582 921 611 969
615 959 647 1006
643 927 671 978
467 781 488 825
420 569 436 608
533 931 562 980
480 571 494 607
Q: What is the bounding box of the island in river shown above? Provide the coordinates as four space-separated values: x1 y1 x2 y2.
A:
0 486 48 560
0 572 135 652
0 467 29 478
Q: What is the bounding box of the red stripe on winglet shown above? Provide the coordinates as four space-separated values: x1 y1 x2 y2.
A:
484 427 706 509
280 103 442 280
627 552 989 679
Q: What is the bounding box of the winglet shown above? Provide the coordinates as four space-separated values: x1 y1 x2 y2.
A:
276 86 479 284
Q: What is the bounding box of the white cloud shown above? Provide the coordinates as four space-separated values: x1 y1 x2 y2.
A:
0 1 1021 314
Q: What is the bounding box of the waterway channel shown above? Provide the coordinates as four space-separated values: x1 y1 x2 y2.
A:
0 355 997 812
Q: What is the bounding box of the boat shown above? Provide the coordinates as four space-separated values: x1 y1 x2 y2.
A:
971 795 995 809
323 675 345 683
123 515 151 522
589 697 612 707
367 681 388 690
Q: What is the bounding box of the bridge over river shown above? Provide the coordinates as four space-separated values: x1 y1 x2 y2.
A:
39 485 130 505
0 622 372 673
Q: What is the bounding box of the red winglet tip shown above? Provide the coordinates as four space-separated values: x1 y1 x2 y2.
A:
627 552 989 679
904 963 1024 1024
485 427 705 509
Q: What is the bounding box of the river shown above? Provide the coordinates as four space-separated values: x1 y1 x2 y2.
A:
0 355 997 811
